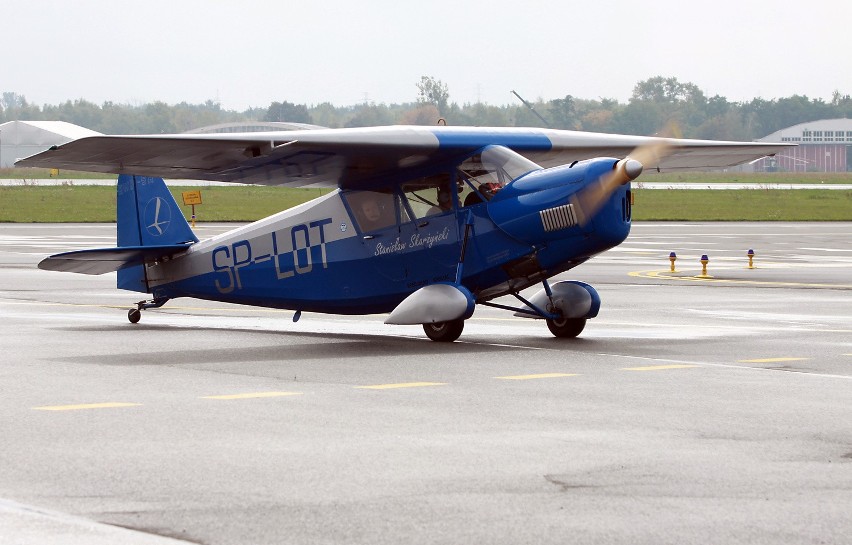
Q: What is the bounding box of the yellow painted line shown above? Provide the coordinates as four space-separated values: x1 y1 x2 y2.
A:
737 357 809 363
622 364 697 372
356 382 446 390
628 270 852 289
34 402 141 411
202 391 303 400
494 373 579 380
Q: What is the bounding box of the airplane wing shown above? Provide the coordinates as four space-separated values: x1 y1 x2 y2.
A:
16 126 792 189
38 244 193 275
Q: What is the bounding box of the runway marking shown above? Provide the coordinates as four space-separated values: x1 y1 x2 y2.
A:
356 382 446 390
494 373 579 380
601 353 852 380
621 364 697 372
202 391 303 400
628 270 852 289
34 402 141 411
737 357 809 363
457 339 549 350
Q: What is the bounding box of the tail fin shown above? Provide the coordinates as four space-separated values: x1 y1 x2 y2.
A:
117 175 198 292
117 175 198 247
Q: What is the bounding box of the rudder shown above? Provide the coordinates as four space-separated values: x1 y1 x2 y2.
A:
116 175 198 292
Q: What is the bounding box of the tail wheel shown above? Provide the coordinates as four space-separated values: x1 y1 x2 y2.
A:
128 308 142 324
423 319 465 342
546 317 586 338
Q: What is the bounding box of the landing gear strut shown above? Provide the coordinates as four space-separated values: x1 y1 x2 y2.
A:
127 297 169 324
479 279 598 339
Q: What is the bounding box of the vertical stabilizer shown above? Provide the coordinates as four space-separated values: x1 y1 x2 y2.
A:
116 175 198 292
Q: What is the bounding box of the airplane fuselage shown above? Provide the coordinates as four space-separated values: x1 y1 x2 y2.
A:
142 157 632 315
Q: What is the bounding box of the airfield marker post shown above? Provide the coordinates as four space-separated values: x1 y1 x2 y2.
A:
699 254 711 278
747 249 755 269
669 252 677 272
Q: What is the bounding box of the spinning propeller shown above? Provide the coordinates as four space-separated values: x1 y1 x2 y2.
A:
571 128 677 226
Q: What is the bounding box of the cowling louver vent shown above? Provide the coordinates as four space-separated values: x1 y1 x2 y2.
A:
540 203 578 232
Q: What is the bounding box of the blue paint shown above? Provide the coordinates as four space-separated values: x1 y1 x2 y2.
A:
113 175 197 292
433 128 553 152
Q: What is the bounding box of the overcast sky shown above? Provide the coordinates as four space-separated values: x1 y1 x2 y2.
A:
6 0 851 110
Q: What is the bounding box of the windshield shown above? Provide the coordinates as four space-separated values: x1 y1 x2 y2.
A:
457 145 541 206
461 145 541 184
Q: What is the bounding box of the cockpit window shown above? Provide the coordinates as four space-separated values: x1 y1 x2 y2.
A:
458 145 541 206
344 189 404 233
401 172 455 220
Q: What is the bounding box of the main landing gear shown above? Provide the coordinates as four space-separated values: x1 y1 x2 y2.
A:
127 297 169 323
545 316 587 338
473 279 598 342
423 319 465 342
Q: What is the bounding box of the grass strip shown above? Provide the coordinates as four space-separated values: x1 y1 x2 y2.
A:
0 185 331 222
631 189 852 221
1 186 850 222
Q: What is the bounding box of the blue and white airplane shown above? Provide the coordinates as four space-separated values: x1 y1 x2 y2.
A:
17 126 788 341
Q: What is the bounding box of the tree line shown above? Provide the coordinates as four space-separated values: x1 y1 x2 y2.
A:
2 76 850 140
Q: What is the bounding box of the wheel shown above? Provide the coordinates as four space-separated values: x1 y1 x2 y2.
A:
128 308 141 324
423 319 464 342
546 317 586 338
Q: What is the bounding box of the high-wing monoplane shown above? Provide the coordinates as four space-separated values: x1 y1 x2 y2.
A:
17 125 790 341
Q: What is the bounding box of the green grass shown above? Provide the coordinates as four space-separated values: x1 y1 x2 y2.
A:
1 185 850 222
0 186 332 222
632 189 852 221
0 168 114 179
639 171 852 185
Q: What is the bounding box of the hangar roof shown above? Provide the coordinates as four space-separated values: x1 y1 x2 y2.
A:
0 120 102 141
0 120 102 167
758 118 852 144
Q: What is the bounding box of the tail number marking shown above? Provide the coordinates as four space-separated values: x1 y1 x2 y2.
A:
213 219 332 293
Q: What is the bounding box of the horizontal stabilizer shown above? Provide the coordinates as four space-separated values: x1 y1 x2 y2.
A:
385 283 475 325
38 244 193 275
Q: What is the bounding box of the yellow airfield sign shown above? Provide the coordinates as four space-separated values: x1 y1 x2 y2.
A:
182 190 202 206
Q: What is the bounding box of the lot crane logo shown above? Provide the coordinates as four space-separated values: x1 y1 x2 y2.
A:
144 197 171 237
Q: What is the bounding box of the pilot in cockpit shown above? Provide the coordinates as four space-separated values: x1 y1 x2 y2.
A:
361 199 382 224
356 192 396 232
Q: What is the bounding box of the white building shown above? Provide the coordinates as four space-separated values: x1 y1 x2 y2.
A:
0 120 102 168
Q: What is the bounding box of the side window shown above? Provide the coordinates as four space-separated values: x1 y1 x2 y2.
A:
344 190 402 233
401 172 454 220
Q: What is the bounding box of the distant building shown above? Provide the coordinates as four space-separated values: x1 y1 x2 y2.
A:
0 120 102 168
753 118 852 172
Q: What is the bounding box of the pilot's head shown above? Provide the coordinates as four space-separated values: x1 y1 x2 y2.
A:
361 199 381 222
438 188 452 210
481 182 501 200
